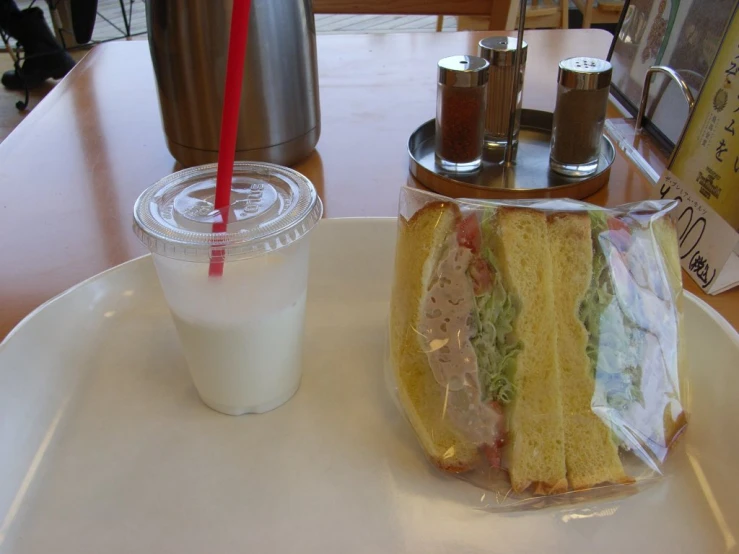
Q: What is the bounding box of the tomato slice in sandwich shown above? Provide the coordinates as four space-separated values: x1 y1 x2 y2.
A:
457 214 482 253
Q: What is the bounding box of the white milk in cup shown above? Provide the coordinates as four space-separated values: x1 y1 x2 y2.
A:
133 162 322 415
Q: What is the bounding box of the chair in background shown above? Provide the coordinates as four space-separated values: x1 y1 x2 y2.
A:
506 0 568 29
572 0 624 28
452 0 569 33
311 0 515 31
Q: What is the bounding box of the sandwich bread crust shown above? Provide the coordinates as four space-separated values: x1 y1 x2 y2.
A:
390 201 481 472
495 208 568 495
549 214 632 490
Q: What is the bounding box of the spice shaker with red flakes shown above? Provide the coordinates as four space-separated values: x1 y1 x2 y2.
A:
435 55 489 172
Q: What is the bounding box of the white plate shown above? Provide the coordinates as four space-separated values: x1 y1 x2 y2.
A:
0 218 737 553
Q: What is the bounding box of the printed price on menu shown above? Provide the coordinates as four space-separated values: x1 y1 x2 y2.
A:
657 171 739 292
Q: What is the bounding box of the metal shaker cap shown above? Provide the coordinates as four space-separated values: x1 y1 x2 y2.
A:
479 36 528 67
438 56 489 87
557 57 612 90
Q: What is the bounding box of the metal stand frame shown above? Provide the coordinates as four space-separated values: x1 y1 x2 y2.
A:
504 0 527 167
636 65 696 166
0 0 45 111
636 66 696 133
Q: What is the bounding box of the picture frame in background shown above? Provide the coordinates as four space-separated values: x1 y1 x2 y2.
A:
608 0 738 153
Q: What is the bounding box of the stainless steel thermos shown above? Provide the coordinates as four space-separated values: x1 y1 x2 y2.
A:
146 0 321 167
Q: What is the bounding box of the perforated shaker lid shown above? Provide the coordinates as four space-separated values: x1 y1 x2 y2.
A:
133 162 323 262
479 36 528 67
438 55 490 87
557 57 612 90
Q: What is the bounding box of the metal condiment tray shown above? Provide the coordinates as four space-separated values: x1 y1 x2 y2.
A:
408 109 615 199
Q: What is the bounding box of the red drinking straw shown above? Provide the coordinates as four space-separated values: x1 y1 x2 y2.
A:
209 0 252 277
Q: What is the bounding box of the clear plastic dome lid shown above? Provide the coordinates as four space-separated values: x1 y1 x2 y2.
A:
133 162 323 262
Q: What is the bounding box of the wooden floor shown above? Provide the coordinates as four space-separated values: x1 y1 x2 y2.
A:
0 53 36 142
317 13 457 33
0 48 87 143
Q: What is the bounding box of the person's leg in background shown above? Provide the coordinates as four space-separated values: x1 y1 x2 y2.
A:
0 0 75 90
0 0 21 34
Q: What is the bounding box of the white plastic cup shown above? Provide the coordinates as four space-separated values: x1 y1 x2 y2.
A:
133 162 322 415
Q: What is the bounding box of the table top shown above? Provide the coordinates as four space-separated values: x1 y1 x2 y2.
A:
0 29 737 339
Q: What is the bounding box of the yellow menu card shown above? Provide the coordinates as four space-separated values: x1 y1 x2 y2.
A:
671 6 739 230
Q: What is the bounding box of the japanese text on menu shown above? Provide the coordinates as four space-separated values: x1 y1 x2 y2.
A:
670 10 739 231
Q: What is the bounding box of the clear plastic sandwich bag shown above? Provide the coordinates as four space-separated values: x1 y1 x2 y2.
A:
386 187 688 510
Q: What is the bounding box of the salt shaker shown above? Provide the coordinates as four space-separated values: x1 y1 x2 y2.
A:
549 57 613 177
435 55 489 172
478 36 527 153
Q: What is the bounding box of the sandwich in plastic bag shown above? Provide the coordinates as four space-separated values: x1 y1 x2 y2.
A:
388 187 687 508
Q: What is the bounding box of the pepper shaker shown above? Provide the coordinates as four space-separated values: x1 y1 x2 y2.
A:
435 55 489 172
479 36 527 153
549 57 613 177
